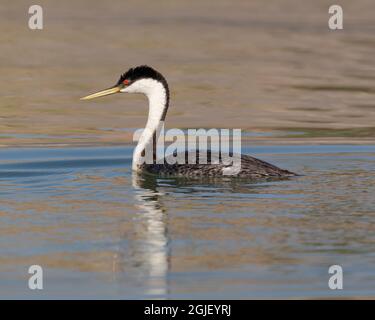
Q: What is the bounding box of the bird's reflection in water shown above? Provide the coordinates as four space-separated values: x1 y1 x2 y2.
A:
115 173 170 298
112 173 292 297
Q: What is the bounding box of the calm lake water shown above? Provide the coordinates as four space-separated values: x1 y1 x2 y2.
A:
2 0 375 146
0 144 374 299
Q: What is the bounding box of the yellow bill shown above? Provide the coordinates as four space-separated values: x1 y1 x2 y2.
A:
80 86 121 100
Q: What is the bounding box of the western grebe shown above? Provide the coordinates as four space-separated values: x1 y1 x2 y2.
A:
81 65 296 178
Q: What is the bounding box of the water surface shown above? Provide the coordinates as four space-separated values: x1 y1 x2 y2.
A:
1 0 375 146
0 144 374 299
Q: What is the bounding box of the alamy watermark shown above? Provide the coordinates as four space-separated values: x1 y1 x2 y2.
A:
25 263 344 292
28 5 43 30
328 5 343 30
28 265 43 290
28 4 343 31
328 265 343 290
133 122 242 175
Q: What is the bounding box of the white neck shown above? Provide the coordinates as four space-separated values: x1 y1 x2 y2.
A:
123 79 168 171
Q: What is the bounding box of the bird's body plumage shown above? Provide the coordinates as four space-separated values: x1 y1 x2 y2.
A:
140 150 295 178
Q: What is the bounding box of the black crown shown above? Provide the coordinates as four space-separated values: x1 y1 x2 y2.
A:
117 65 168 86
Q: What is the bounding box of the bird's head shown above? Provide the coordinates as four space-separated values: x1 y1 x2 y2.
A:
80 65 169 101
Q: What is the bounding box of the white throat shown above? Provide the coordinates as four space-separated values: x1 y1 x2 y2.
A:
121 78 168 171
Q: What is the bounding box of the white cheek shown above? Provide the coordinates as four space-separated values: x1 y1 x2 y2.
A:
121 85 138 93
120 80 148 94
120 78 163 96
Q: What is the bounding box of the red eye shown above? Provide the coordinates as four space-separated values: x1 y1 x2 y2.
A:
123 79 130 85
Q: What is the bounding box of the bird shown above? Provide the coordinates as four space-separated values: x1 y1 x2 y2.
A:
81 65 296 178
